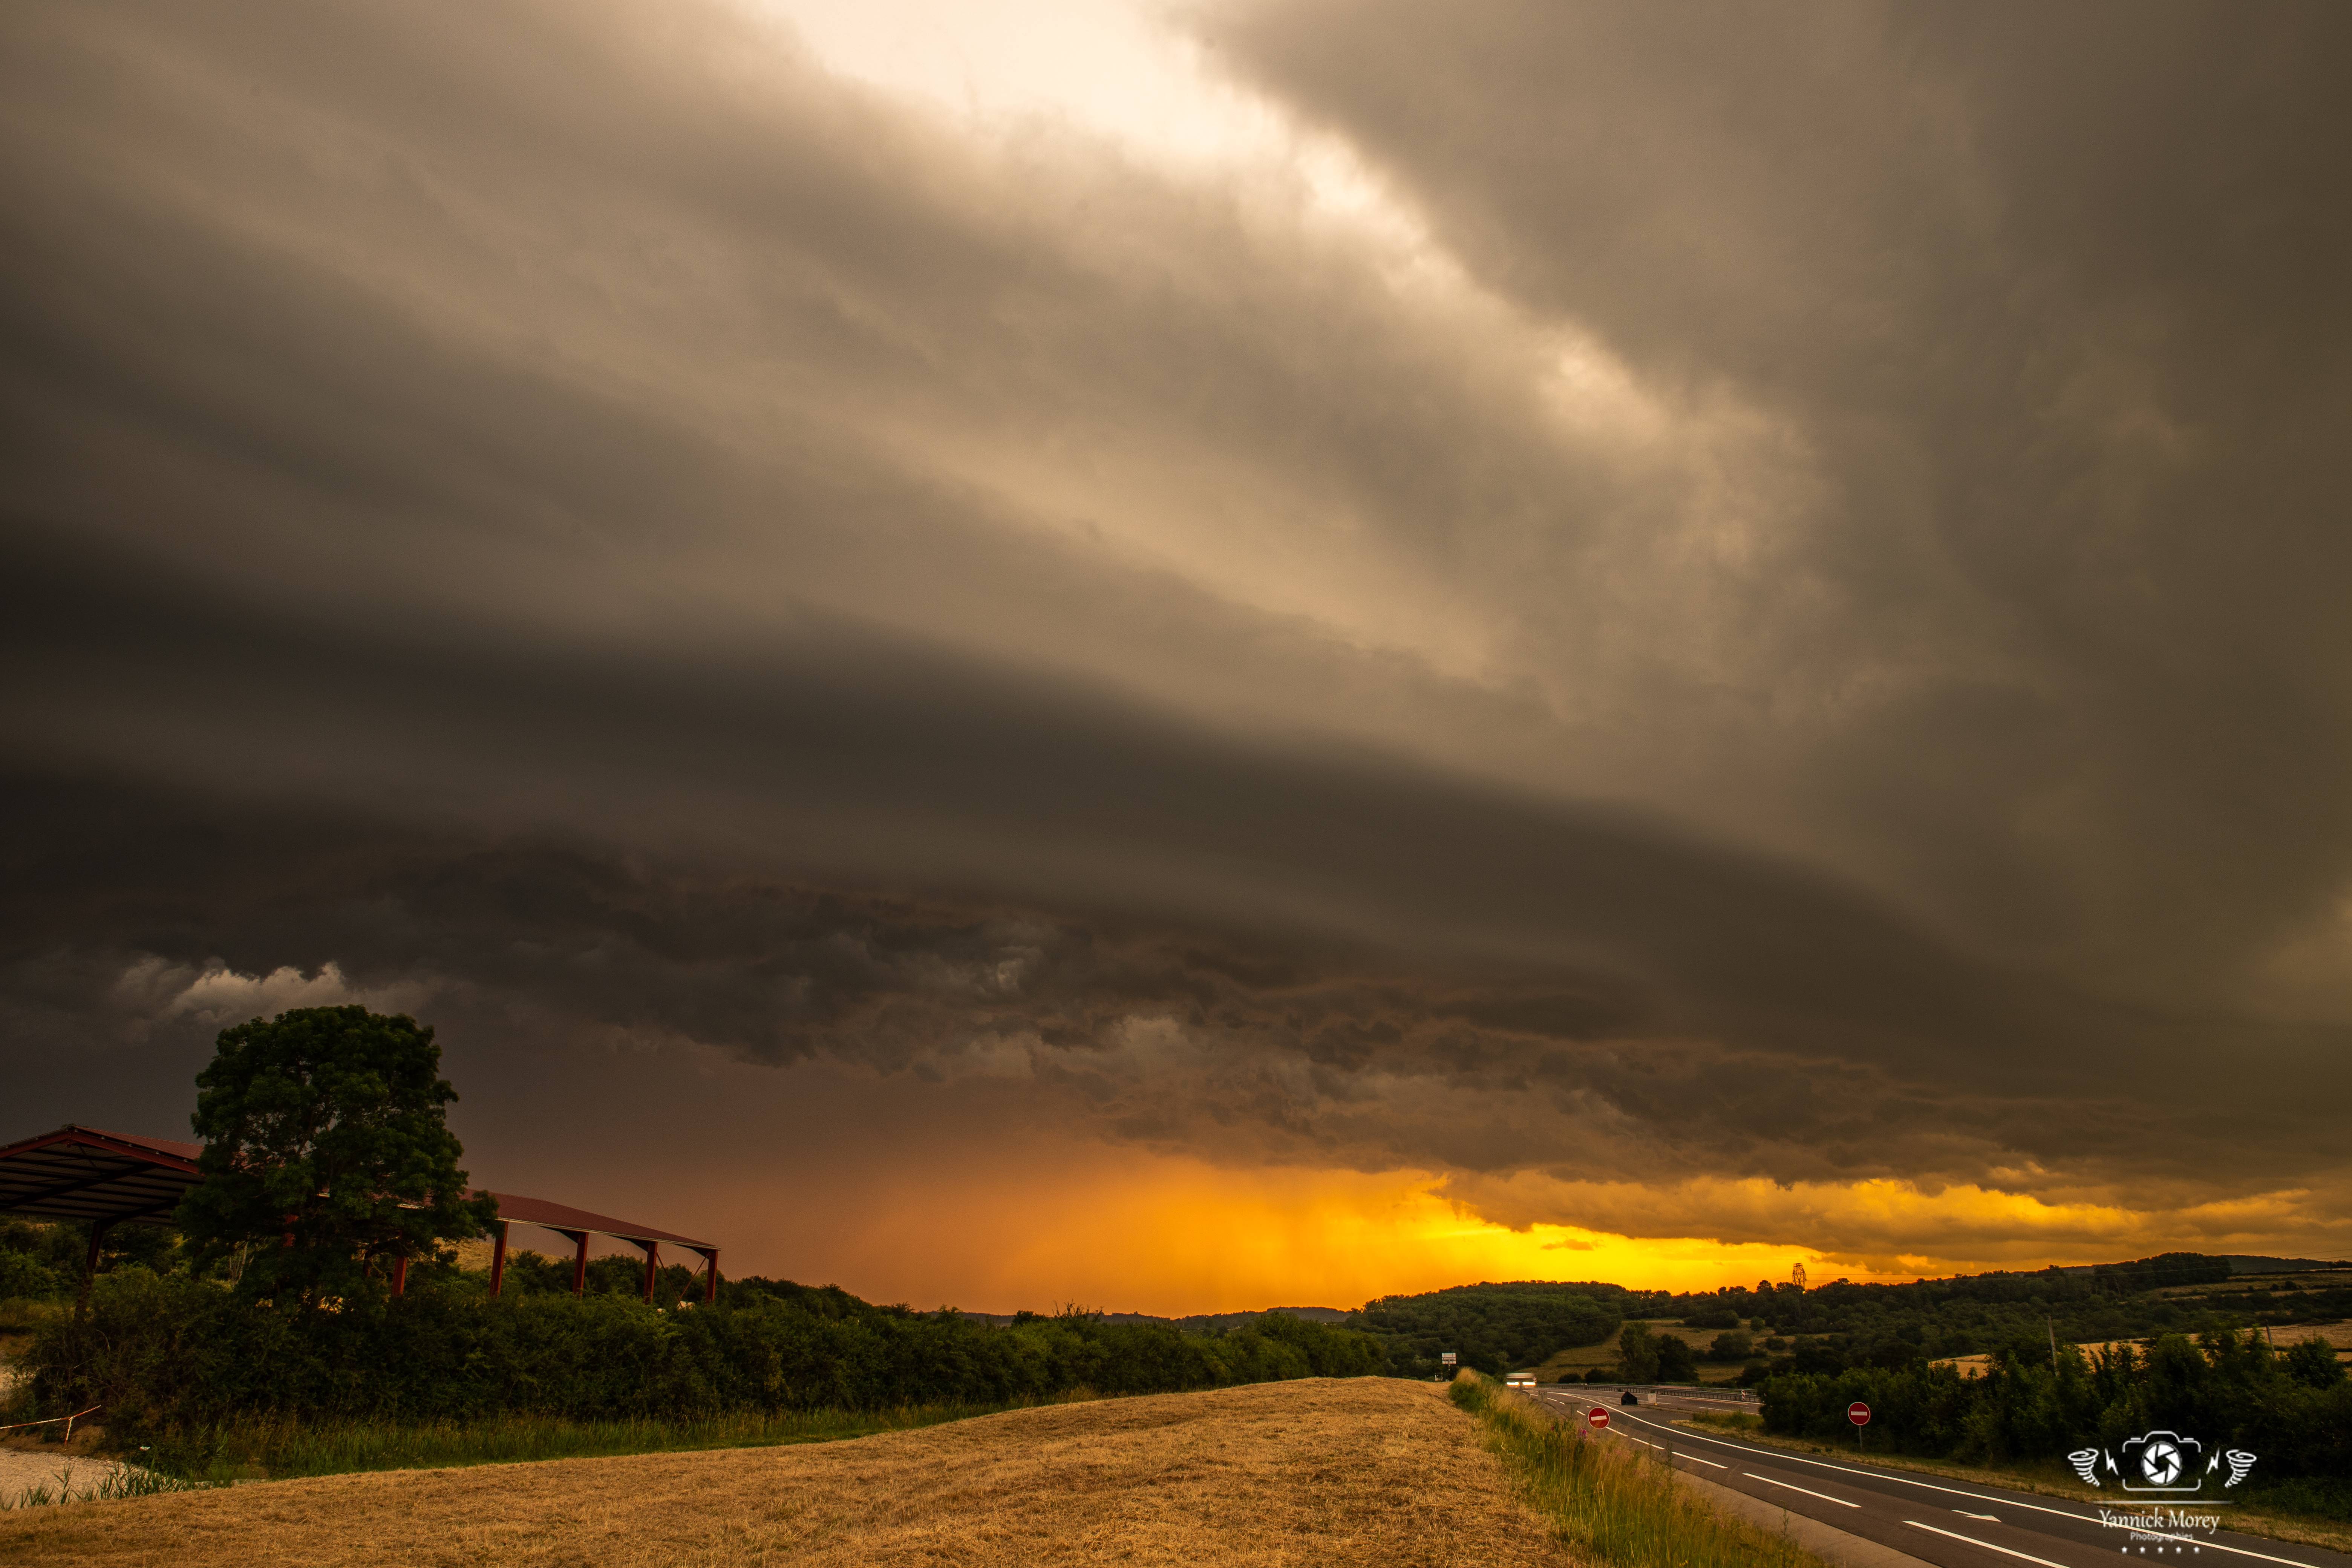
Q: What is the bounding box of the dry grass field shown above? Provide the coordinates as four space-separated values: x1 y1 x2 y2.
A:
1929 1321 2352 1377
2282 1318 2352 1364
0 1379 1576 1568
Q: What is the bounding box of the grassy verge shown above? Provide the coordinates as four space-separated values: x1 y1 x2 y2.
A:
1674 1411 2352 1556
135 1398 1077 1487
1451 1373 1829 1568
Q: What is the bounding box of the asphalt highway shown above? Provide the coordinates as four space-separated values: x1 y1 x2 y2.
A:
1530 1385 2351 1568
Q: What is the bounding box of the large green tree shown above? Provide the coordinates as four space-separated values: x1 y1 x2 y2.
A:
1616 1319 1663 1382
175 1006 497 1307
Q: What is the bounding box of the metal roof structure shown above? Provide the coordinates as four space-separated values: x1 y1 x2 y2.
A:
482 1192 719 1303
0 1124 203 1228
0 1124 721 1303
486 1192 713 1252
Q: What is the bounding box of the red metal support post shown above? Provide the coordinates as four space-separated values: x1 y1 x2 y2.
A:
641 1239 660 1303
489 1220 509 1297
75 1220 110 1321
391 1254 408 1296
703 1247 720 1304
572 1230 590 1296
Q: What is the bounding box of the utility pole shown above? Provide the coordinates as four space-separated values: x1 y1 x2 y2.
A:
2047 1315 2059 1374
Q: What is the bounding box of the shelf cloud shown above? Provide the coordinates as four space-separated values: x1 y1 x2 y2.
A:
5 0 2348 1300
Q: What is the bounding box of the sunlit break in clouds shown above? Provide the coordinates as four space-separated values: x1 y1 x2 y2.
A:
5 0 2351 1311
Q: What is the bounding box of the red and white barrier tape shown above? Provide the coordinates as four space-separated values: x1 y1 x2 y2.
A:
0 1404 103 1434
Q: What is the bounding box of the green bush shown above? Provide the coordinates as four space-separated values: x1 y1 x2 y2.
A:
0 1248 65 1301
0 1219 94 1301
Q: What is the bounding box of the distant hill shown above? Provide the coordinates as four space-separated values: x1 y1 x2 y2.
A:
954 1306 1352 1330
1162 1306 1354 1331
1086 1307 1351 1331
1349 1281 1638 1380
1328 1255 2351 1383
2221 1254 2349 1275
945 1254 2346 1352
1978 1251 2347 1289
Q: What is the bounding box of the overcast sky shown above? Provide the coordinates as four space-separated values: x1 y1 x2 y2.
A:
5 0 2348 1310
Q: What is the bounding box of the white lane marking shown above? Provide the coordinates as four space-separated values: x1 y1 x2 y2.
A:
1904 1520 2072 1567
1957 1511 2000 1521
1746 1472 1861 1508
1610 1410 2331 1568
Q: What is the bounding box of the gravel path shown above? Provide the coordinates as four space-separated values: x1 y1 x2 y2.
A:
0 1448 134 1504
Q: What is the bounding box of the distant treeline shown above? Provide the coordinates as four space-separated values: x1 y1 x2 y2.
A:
1677 1262 2352 1386
1340 1257 2352 1386
1761 1329 2351 1518
19 1267 1386 1440
1352 1282 1635 1377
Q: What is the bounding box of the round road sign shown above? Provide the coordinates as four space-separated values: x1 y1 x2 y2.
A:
1587 1407 1610 1430
1848 1401 1871 1426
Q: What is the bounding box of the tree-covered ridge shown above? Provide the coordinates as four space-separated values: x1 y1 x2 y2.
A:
1351 1281 1637 1377
1340 1257 2352 1387
1666 1261 2352 1383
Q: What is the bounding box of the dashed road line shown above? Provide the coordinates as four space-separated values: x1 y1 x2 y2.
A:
1904 1519 2072 1566
1746 1472 1861 1508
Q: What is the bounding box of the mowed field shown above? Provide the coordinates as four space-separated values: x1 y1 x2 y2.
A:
0 1379 1573 1568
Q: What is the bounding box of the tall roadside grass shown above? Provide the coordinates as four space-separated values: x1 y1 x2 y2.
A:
1450 1373 1828 1568
2 1462 212 1511
142 1399 1061 1485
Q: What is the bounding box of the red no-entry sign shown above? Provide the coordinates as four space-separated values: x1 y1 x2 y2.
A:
1588 1407 1610 1430
1848 1401 1871 1426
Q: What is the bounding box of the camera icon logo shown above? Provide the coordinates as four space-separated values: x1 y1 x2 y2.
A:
2119 1430 2203 1492
2069 1434 2254 1491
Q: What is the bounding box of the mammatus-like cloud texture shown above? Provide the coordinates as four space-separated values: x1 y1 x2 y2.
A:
4 0 2349 1293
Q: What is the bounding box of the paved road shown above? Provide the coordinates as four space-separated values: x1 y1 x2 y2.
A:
1531 1384 2352 1568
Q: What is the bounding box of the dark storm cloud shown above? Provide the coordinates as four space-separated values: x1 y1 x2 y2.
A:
1201 0 2352 1000
4 0 2349 1253
8 528 2345 1193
